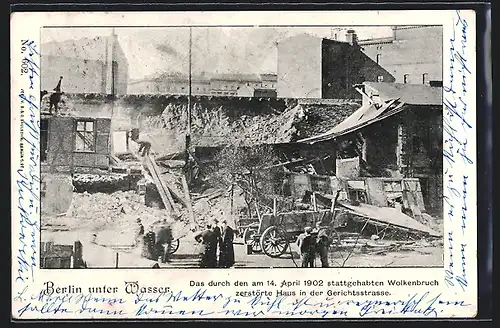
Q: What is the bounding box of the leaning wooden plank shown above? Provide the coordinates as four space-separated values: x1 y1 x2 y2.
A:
143 156 173 215
148 156 181 216
160 171 188 207
181 175 196 224
339 202 440 237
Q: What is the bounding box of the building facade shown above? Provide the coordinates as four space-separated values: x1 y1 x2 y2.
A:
127 73 279 97
277 34 395 99
42 33 129 95
358 26 443 84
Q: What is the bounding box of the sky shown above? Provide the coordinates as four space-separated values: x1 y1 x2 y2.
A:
42 26 393 80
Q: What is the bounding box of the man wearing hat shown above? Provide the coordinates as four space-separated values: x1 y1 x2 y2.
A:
194 224 217 268
211 219 222 267
296 226 315 267
218 219 235 268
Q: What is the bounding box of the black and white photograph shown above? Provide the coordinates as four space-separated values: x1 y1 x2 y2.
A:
39 25 444 269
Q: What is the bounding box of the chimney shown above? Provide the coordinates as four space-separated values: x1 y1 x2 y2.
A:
345 29 358 46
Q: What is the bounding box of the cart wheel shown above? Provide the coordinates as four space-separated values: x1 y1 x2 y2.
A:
167 239 180 255
260 226 288 258
244 228 262 253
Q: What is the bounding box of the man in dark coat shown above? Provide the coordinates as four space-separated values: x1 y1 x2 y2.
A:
211 219 222 267
152 219 174 263
194 224 217 268
314 221 330 268
142 231 157 260
296 227 315 267
218 219 235 268
49 76 64 115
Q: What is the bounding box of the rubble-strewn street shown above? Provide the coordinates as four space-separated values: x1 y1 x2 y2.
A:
42 188 443 268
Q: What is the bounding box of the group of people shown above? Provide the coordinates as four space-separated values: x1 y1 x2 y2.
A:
194 219 235 268
296 221 331 268
136 218 174 263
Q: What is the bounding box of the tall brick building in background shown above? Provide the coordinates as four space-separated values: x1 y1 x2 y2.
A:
359 26 443 85
277 34 395 99
41 32 129 95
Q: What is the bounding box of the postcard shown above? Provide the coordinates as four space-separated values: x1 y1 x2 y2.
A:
11 9 477 319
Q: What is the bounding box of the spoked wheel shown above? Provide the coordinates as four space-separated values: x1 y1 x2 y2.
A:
260 226 288 258
243 227 262 253
166 239 180 255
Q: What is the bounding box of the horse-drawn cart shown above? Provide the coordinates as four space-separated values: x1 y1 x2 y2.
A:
242 195 345 258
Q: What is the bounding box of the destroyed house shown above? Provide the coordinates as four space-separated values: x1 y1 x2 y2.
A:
41 115 112 173
299 82 443 216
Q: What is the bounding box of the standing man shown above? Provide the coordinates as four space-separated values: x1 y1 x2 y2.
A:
194 224 216 268
296 227 315 268
218 219 235 268
212 219 222 267
142 230 157 261
153 218 174 263
134 218 145 248
314 221 330 268
49 76 63 115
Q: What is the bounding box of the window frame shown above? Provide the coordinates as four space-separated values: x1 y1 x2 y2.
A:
73 119 97 153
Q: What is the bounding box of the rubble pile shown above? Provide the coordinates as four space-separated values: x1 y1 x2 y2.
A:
137 100 362 151
48 190 190 240
147 102 304 148
192 193 239 228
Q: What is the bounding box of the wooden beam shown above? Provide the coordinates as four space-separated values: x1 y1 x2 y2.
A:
161 173 188 208
144 155 175 215
181 175 195 224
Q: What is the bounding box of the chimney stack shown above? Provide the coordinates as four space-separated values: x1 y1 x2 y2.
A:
345 29 358 46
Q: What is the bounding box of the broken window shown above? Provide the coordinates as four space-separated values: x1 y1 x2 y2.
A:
74 120 96 152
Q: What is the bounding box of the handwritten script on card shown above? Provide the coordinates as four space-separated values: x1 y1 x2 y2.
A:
14 286 470 319
15 40 41 289
443 10 473 293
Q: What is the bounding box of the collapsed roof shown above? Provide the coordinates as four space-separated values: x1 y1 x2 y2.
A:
298 82 443 144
